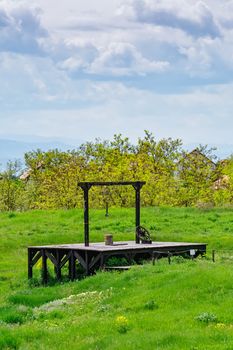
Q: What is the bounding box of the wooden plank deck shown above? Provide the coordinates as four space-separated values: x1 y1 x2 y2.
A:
28 241 207 284
29 241 206 251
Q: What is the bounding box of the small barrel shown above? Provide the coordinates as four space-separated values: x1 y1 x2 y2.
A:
105 234 113 245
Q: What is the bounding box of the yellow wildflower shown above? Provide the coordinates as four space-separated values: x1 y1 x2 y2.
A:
215 323 226 329
115 315 129 333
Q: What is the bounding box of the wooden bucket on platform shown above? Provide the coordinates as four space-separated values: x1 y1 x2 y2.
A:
105 234 113 245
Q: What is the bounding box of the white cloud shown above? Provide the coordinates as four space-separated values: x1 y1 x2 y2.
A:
1 0 233 146
0 0 231 80
42 0 233 80
61 42 169 76
118 0 221 38
0 1 47 54
34 0 120 30
56 39 98 72
1 66 233 145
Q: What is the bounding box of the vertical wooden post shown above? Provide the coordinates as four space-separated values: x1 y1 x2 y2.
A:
152 252 155 265
69 251 76 281
134 183 141 244
85 251 89 275
105 202 109 217
100 253 105 271
28 248 33 279
42 249 48 284
125 253 132 265
68 254 72 279
79 181 145 246
56 250 61 280
83 185 90 246
168 252 171 265
212 250 215 262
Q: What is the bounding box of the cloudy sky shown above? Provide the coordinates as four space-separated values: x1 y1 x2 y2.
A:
1 0 233 146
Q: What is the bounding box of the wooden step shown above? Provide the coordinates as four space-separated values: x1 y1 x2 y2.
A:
105 266 131 271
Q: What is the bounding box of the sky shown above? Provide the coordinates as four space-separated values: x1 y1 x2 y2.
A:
1 0 233 147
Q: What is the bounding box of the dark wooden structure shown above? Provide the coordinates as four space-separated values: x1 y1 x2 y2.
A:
78 181 146 246
27 180 207 284
28 241 207 284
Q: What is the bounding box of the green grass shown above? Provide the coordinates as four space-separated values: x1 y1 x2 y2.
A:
1 207 233 349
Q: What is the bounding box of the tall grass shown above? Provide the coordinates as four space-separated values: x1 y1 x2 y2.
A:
1 207 233 349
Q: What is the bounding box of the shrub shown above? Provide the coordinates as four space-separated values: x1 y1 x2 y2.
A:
144 300 158 310
172 255 186 263
106 257 129 267
195 312 217 324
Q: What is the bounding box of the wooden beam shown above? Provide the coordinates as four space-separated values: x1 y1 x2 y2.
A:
69 251 76 281
135 187 140 244
100 253 105 271
60 251 72 268
56 250 61 280
89 253 101 270
78 181 146 246
85 251 89 275
74 251 87 269
41 249 48 284
84 186 89 246
78 181 146 187
28 248 33 279
45 250 57 265
32 251 42 266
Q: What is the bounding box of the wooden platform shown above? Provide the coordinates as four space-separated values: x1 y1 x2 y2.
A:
28 241 207 284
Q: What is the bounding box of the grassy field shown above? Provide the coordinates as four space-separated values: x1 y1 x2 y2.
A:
1 207 233 349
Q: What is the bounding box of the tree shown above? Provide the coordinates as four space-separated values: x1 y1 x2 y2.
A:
0 160 24 211
136 131 182 206
177 147 217 206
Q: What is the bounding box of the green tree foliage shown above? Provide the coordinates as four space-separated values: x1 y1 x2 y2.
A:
213 157 233 206
0 161 24 211
24 149 85 209
136 131 182 206
176 146 218 207
0 132 229 211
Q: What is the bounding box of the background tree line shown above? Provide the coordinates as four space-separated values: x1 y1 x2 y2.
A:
0 131 232 211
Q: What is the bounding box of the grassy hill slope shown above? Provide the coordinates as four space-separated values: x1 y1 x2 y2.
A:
1 207 233 349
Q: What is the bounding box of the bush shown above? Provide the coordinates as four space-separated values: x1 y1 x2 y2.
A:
195 312 217 324
144 300 158 310
105 257 129 267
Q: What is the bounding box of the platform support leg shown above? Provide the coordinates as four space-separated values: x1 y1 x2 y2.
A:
56 250 62 280
69 251 76 281
42 249 48 284
100 253 105 271
28 248 33 279
212 250 215 262
152 252 155 265
85 251 89 275
168 252 171 265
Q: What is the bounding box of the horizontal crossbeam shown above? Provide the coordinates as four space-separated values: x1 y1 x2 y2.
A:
78 181 146 189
